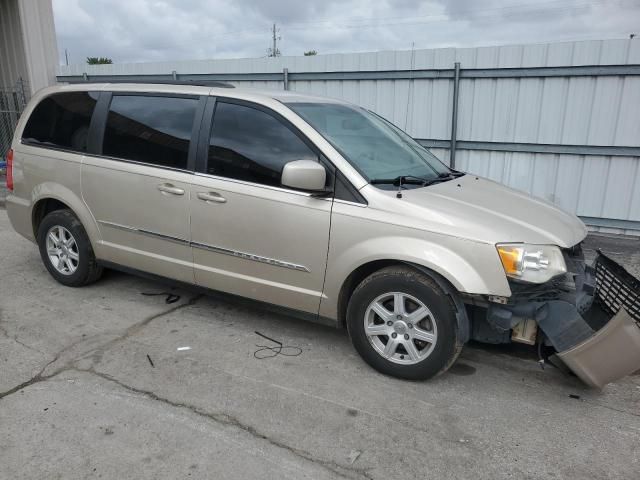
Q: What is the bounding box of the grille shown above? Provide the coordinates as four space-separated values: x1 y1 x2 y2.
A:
594 251 640 324
508 276 566 303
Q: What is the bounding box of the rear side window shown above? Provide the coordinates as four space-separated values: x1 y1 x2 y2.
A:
207 101 317 187
102 95 198 170
22 91 98 153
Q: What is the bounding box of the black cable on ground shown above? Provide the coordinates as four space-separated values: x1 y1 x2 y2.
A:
253 331 302 359
141 291 181 304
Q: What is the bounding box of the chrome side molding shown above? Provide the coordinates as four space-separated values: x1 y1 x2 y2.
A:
190 241 310 272
97 220 310 273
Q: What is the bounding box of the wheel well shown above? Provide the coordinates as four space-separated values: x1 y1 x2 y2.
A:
337 260 402 327
337 260 471 341
32 198 71 237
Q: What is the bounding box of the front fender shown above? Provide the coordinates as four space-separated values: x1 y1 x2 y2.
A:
321 234 511 320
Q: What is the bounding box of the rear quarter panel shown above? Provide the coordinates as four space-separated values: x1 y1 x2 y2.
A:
6 144 99 248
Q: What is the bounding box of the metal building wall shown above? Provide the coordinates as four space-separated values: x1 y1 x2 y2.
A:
16 0 58 93
0 0 28 88
57 39 640 235
0 0 58 93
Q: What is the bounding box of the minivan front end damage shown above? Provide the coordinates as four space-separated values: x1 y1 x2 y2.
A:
476 247 640 388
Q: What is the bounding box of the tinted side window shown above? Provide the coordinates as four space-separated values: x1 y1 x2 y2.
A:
208 102 317 187
22 91 98 152
103 95 197 169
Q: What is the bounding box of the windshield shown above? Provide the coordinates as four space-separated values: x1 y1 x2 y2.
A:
286 102 452 187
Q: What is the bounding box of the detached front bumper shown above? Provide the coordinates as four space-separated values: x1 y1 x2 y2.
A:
487 250 640 388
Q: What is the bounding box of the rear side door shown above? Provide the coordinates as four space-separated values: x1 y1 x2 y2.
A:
190 98 333 315
82 92 204 283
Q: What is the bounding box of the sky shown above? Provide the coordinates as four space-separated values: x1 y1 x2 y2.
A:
52 0 640 65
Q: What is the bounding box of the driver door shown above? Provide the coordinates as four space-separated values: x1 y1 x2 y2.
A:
190 98 333 315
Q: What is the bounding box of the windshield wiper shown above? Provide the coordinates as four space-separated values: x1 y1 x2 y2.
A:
370 173 464 198
370 175 430 198
438 170 465 178
437 171 465 179
370 175 427 186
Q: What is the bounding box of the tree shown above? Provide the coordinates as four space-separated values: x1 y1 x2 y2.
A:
86 57 113 65
304 50 318 56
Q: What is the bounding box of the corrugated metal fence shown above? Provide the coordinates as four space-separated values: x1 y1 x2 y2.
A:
0 78 28 157
57 39 640 235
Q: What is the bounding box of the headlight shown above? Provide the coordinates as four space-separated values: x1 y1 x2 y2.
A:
496 243 566 283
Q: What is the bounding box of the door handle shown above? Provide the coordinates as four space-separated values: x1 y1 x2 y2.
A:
157 183 185 195
197 192 227 204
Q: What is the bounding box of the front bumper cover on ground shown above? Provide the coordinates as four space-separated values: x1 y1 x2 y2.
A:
488 251 640 388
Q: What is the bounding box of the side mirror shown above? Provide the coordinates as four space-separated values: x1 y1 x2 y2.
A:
281 160 327 192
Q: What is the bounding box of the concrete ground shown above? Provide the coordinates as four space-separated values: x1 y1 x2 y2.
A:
0 208 639 480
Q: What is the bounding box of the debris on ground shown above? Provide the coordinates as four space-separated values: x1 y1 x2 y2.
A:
348 450 362 464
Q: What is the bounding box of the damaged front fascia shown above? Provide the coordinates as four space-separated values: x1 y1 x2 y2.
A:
487 299 595 352
485 251 640 388
486 247 598 351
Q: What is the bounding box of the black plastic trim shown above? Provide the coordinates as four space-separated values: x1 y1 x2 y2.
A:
404 261 471 343
88 91 111 155
195 96 216 174
187 96 207 171
334 170 367 205
105 91 200 99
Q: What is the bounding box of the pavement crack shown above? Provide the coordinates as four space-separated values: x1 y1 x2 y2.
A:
0 314 45 355
0 295 203 401
74 294 204 365
74 367 373 480
589 400 640 418
0 364 70 401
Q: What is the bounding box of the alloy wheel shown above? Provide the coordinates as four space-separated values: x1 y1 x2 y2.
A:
364 292 438 365
45 225 79 275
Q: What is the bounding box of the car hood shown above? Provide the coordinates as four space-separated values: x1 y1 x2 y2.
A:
390 175 587 247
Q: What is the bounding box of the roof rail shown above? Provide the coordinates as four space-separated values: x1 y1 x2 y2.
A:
102 79 235 88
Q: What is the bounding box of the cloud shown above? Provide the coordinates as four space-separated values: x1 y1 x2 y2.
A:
53 0 640 65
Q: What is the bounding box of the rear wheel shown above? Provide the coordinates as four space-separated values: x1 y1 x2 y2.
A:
346 266 461 380
37 209 103 287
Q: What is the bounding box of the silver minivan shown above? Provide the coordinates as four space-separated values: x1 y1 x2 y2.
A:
5 82 640 386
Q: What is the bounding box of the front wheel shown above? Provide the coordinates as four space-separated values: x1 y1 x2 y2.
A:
346 266 462 380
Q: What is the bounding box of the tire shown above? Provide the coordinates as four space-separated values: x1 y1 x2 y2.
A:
37 209 103 287
346 266 462 380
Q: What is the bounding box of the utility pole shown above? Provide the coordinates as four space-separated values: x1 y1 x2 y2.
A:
268 23 281 57
65 48 69 66
272 23 277 56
